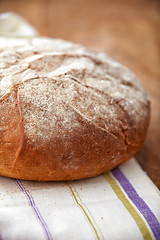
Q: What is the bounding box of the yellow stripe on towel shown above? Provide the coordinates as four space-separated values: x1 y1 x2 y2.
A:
66 183 103 240
103 173 152 240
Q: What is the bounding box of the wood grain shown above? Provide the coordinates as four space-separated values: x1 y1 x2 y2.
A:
0 0 160 188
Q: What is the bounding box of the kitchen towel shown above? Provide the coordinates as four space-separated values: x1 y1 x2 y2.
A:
0 158 159 240
0 12 159 240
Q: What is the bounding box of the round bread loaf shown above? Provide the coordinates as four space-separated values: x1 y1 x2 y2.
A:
0 37 150 181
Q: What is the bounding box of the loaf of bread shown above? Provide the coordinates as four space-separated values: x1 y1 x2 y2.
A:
0 37 150 181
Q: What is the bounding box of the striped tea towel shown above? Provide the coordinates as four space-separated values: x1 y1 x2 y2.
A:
0 158 159 240
0 12 160 240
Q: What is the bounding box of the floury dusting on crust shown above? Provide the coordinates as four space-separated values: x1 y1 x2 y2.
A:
0 37 148 144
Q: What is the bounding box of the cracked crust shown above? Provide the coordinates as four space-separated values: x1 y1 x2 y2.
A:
0 37 150 181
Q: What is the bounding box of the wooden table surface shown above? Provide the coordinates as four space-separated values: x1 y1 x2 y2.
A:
0 0 160 189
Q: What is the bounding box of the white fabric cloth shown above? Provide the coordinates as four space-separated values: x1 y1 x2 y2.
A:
0 12 159 240
0 12 38 37
0 158 159 240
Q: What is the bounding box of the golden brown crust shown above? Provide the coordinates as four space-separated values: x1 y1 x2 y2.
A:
0 37 150 181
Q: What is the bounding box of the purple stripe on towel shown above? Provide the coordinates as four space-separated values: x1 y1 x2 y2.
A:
111 168 160 240
14 179 52 240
